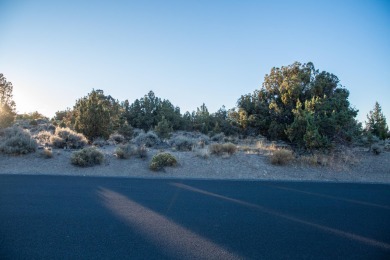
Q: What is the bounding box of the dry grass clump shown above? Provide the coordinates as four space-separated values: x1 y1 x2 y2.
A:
50 127 88 149
71 147 104 167
298 147 360 170
170 135 196 151
115 144 147 159
270 149 294 165
209 143 237 156
133 131 161 147
149 152 178 171
41 148 53 159
0 126 37 155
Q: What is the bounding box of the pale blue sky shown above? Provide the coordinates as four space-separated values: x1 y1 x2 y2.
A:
0 0 389 124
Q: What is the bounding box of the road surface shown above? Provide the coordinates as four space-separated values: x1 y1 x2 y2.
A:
1 175 389 259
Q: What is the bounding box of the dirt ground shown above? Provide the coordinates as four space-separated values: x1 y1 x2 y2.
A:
1 144 389 184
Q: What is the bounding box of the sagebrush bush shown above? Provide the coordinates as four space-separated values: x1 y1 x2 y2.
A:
92 137 107 147
170 135 196 151
109 133 125 144
116 144 148 159
116 144 137 159
209 143 237 156
71 147 104 167
210 133 225 142
371 144 381 155
133 131 161 147
270 149 294 165
50 127 88 149
0 126 37 155
149 152 177 171
35 130 53 145
193 147 210 159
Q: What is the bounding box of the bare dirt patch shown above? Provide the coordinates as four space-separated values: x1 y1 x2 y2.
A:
1 145 389 184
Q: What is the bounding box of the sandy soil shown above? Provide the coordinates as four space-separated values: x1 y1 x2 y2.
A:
1 145 389 184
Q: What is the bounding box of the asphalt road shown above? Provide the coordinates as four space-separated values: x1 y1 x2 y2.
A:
0 175 389 259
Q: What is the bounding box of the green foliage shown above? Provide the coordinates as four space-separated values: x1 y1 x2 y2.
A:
125 91 182 131
71 147 104 167
50 127 88 149
365 102 388 140
149 152 178 171
154 116 173 139
52 108 75 128
17 111 47 121
270 149 294 165
0 74 16 128
0 126 37 155
237 62 359 149
193 103 211 134
74 89 121 140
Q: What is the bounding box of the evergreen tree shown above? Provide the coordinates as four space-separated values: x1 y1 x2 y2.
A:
154 116 173 139
74 89 120 140
238 62 359 149
366 102 388 140
0 74 16 128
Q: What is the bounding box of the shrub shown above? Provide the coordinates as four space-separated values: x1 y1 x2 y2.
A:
71 147 104 167
0 126 37 155
154 116 173 139
170 135 196 151
35 130 53 145
223 143 237 155
116 144 137 159
149 152 177 171
116 144 148 159
41 148 53 158
137 145 148 159
270 149 294 165
109 133 125 144
371 144 381 155
133 131 161 147
92 137 107 147
193 147 210 159
210 133 225 142
209 143 237 156
50 127 88 149
117 122 133 140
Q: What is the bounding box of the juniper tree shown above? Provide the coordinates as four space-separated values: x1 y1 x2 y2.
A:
0 74 16 128
366 102 388 140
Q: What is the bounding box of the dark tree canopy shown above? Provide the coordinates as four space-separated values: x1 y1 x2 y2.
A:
74 89 121 140
0 74 16 128
237 62 359 149
365 102 388 140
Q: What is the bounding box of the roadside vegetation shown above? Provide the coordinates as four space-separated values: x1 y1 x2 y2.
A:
71 147 104 167
1 62 389 172
149 153 178 171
